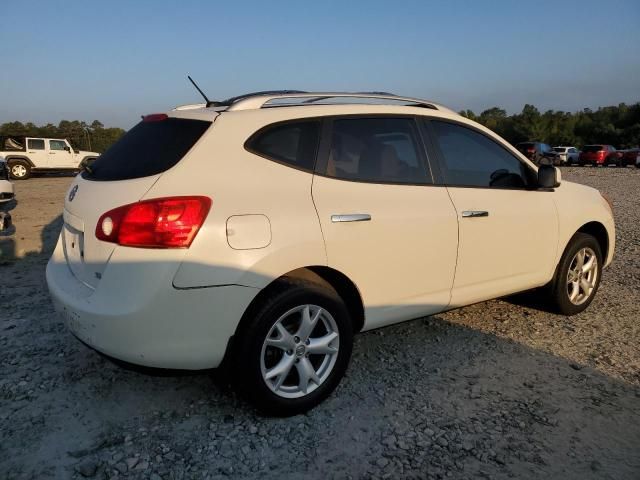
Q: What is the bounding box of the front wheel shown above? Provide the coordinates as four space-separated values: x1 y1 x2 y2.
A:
546 233 603 315
234 280 353 416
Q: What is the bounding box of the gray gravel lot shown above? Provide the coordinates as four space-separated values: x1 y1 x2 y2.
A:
1 167 639 480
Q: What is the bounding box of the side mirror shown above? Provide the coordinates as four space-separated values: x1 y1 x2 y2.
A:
64 146 71 152
538 164 561 188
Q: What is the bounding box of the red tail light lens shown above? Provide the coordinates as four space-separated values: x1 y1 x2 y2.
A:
526 148 535 153
95 196 211 248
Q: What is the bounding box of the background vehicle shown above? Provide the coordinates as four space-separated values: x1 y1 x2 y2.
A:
46 91 616 415
620 148 640 167
553 146 579 165
0 136 100 180
0 156 15 203
579 145 618 166
515 141 559 165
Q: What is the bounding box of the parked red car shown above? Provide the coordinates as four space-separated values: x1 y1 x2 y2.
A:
579 145 619 166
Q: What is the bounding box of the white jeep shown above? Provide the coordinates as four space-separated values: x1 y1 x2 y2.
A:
0 136 100 179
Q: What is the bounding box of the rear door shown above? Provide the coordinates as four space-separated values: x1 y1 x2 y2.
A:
25 138 48 167
425 119 558 307
312 116 459 329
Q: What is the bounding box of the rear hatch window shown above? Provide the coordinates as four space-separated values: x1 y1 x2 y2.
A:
553 147 565 152
583 145 604 152
83 117 211 181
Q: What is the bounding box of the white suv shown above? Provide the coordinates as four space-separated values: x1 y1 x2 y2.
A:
46 92 615 415
553 146 580 165
0 136 100 179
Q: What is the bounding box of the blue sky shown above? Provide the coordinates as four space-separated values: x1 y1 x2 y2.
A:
1 0 638 128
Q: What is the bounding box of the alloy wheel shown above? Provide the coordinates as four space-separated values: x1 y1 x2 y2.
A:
260 304 340 399
566 247 598 305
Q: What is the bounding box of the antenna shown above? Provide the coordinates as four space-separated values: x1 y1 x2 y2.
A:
187 76 219 107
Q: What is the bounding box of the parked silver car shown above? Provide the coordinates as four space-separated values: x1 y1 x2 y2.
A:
553 146 580 165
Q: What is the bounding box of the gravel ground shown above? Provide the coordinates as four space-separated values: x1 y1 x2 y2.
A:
1 168 639 480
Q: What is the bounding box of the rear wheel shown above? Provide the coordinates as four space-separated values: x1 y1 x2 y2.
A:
234 280 353 416
8 160 31 180
545 233 602 315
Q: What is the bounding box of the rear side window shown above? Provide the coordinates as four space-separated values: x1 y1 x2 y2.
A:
28 139 45 150
246 120 320 171
84 118 211 181
431 121 531 188
323 117 429 184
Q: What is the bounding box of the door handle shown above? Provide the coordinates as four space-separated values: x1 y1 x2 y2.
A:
461 210 489 218
331 214 371 223
49 152 56 155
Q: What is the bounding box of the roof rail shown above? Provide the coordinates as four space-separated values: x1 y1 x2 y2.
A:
226 92 444 112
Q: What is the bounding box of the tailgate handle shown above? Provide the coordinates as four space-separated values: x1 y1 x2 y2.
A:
462 210 489 218
331 214 371 223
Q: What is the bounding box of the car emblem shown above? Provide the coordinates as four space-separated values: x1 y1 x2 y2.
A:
68 185 79 202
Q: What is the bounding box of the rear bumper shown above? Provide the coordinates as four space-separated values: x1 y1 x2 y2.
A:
46 236 259 369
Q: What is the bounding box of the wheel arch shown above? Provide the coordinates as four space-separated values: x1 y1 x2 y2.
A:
221 266 365 370
576 221 609 261
6 155 34 167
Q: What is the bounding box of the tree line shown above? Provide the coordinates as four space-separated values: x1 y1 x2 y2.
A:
1 101 639 154
0 120 125 153
460 102 640 149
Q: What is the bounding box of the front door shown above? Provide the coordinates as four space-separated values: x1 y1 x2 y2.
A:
312 116 459 329
48 139 76 168
426 119 558 307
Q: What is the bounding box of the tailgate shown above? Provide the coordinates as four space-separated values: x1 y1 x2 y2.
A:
62 174 161 288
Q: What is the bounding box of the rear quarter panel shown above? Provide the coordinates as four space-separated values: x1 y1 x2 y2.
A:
146 111 328 289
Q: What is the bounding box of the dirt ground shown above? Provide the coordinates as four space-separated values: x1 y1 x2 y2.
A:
1 168 639 480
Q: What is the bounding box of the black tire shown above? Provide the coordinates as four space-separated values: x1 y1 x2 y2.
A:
545 233 603 315
233 279 353 416
8 159 31 180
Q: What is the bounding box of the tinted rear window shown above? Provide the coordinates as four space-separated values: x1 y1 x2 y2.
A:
84 118 211 181
583 145 604 152
516 142 534 149
553 147 565 152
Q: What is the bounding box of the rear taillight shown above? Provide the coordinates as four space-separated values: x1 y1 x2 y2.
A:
527 148 535 153
96 196 211 248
